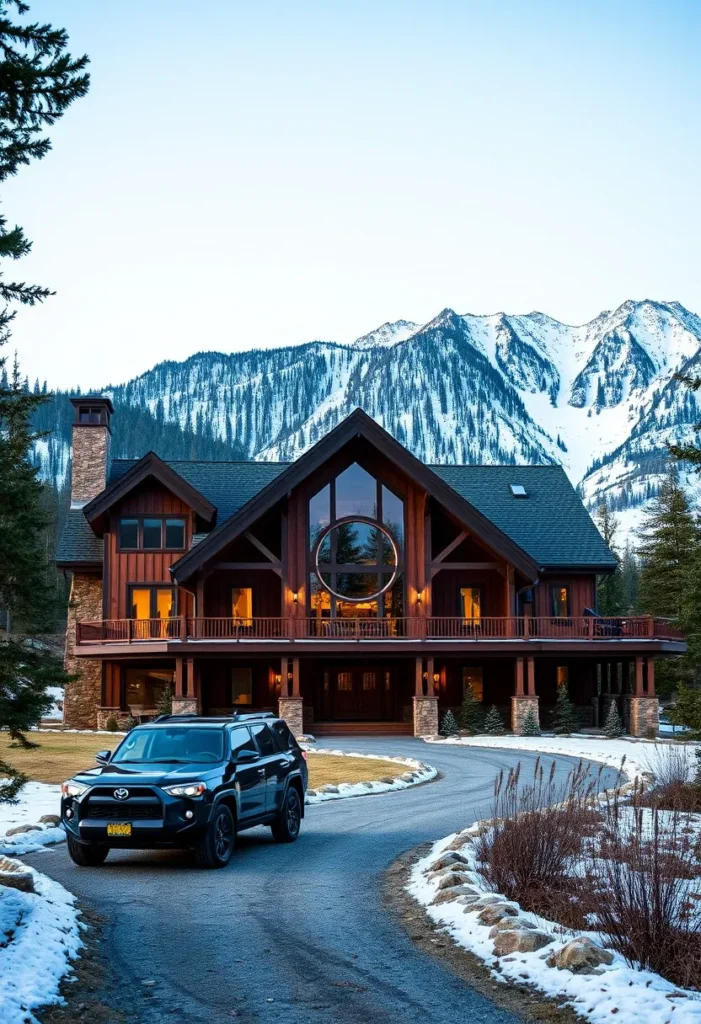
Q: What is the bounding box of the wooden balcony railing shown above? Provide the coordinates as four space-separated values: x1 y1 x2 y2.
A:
75 615 685 645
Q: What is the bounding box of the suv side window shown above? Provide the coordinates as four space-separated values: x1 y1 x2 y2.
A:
271 720 296 752
229 726 253 758
250 723 276 757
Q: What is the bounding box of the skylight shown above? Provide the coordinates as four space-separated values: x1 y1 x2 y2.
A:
510 484 528 498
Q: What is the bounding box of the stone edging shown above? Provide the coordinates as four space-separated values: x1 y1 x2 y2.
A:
303 747 438 803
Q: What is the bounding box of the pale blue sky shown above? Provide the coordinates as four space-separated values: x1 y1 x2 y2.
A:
7 0 701 388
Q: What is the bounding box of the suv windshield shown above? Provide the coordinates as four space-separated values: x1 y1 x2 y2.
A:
112 726 225 764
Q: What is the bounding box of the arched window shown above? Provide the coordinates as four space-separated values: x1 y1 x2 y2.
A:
308 465 404 621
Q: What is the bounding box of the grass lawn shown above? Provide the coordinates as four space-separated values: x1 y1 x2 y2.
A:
0 732 403 788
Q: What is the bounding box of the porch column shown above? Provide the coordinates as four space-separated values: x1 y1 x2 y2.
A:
426 656 435 695
278 656 304 737
511 655 539 736
172 656 199 715
628 655 659 738
412 655 439 736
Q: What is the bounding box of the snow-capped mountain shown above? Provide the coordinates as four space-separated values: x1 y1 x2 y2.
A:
35 299 701 543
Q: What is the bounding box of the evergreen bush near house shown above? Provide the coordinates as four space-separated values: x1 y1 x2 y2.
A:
521 707 541 736
440 710 459 737
604 701 623 738
459 684 485 733
668 684 701 739
484 705 504 735
105 716 119 732
124 715 138 732
551 683 580 735
156 684 173 717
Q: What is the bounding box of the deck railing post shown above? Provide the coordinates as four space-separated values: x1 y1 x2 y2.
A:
127 618 132 644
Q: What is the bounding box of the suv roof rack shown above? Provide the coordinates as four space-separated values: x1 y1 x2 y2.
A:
151 713 200 723
231 711 276 721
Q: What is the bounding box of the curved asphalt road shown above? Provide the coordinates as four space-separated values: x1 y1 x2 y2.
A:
26 739 618 1024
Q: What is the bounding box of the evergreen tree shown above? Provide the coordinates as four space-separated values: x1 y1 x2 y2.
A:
521 707 541 736
440 710 459 737
638 466 699 620
156 684 173 717
483 705 504 735
458 683 485 734
668 683 701 739
551 683 580 735
620 543 640 614
595 500 625 614
603 701 623 738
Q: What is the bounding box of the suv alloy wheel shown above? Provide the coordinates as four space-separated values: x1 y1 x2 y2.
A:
194 803 236 868
271 786 302 843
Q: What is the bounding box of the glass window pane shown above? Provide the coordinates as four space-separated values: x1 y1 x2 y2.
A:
232 588 253 624
552 587 569 617
317 533 331 563
165 518 185 549
251 722 276 756
309 484 331 548
362 672 376 691
557 665 569 686
229 726 253 757
310 574 331 618
337 672 353 691
460 587 481 621
462 667 484 701
335 463 377 519
231 667 253 705
156 589 175 619
334 521 378 565
142 519 162 549
382 485 404 546
383 572 404 619
336 598 378 618
119 519 138 549
131 588 151 619
124 668 174 710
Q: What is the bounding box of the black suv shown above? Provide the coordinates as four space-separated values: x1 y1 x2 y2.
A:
60 713 308 869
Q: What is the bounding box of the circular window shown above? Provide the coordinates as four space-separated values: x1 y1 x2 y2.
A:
312 517 399 603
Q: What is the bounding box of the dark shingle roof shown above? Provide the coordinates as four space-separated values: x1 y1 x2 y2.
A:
59 458 615 571
56 507 104 566
431 464 616 569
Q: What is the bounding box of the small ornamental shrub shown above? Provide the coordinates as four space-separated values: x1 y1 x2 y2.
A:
156 684 173 717
104 715 119 732
484 705 504 735
124 715 138 732
459 684 485 733
440 710 459 737
521 707 541 736
603 701 623 738
551 682 580 735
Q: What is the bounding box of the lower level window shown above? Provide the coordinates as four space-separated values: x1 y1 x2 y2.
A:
231 667 253 705
124 668 174 711
460 587 481 622
462 666 484 701
557 665 569 687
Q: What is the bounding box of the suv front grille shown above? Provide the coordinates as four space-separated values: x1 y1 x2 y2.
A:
83 786 164 821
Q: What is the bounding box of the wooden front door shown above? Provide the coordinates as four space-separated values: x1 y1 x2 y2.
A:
332 667 389 720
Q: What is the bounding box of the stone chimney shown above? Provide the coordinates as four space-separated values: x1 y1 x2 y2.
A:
69 396 114 505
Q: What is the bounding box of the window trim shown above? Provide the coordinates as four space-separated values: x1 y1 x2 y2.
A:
127 583 178 619
116 516 187 553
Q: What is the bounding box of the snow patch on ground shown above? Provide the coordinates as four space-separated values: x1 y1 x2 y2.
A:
304 748 437 803
0 781 64 854
409 831 701 1024
0 862 82 1024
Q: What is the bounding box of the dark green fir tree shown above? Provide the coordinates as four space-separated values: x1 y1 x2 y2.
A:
458 683 485 734
637 466 699 621
603 701 623 738
551 683 580 735
521 707 541 736
483 705 504 735
595 500 625 614
440 710 459 737
620 543 640 614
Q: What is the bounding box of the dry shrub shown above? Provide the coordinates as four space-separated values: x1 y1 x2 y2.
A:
590 785 701 989
476 759 607 925
640 743 701 812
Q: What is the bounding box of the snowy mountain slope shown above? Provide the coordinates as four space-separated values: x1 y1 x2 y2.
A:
37 299 701 545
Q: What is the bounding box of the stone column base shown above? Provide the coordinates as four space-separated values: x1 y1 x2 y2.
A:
413 695 439 737
511 695 540 735
172 697 200 716
627 696 659 738
278 696 304 737
96 707 132 731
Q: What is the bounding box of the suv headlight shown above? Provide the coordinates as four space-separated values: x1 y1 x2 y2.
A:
61 780 88 798
162 782 206 798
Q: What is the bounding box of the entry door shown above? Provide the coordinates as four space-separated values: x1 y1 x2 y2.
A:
333 668 386 719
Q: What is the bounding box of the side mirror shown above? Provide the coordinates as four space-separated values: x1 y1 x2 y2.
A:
236 748 260 764
95 749 112 765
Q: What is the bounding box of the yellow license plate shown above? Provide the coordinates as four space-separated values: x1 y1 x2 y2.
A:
107 823 132 837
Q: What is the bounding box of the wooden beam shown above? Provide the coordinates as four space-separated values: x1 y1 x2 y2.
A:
515 657 524 696
426 656 435 695
292 657 300 697
634 656 644 696
175 657 185 697
646 658 655 697
212 561 282 577
431 561 502 578
415 657 424 696
185 657 194 698
281 656 289 697
433 531 468 564
244 530 281 565
526 656 535 696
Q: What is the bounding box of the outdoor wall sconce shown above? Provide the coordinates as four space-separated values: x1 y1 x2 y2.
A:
292 592 299 604
274 673 282 685
433 673 440 685
416 591 422 604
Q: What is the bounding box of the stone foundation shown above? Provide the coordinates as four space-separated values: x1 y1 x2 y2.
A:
412 695 439 737
64 573 103 729
627 696 659 738
278 696 304 737
511 695 540 735
172 697 200 716
96 707 131 731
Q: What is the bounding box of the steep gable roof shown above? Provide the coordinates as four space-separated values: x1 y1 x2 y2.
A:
170 409 541 583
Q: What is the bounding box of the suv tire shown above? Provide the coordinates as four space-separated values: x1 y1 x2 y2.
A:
67 836 110 867
271 786 302 843
194 804 235 868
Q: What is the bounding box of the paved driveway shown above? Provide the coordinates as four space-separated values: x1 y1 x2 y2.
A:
26 738 618 1024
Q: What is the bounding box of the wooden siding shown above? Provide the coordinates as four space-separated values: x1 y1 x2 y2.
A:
534 576 596 618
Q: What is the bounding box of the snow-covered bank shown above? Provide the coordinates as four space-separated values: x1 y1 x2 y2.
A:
304 748 437 803
0 781 65 855
409 829 701 1024
0 861 82 1024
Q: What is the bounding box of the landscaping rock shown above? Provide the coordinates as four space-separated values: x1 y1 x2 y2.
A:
437 870 473 891
320 785 340 794
444 834 473 851
477 903 519 927
471 895 505 909
493 928 551 955
429 851 469 872
431 885 478 906
379 777 397 785
39 814 61 826
5 824 41 836
546 937 614 973
0 857 34 893
489 918 536 937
